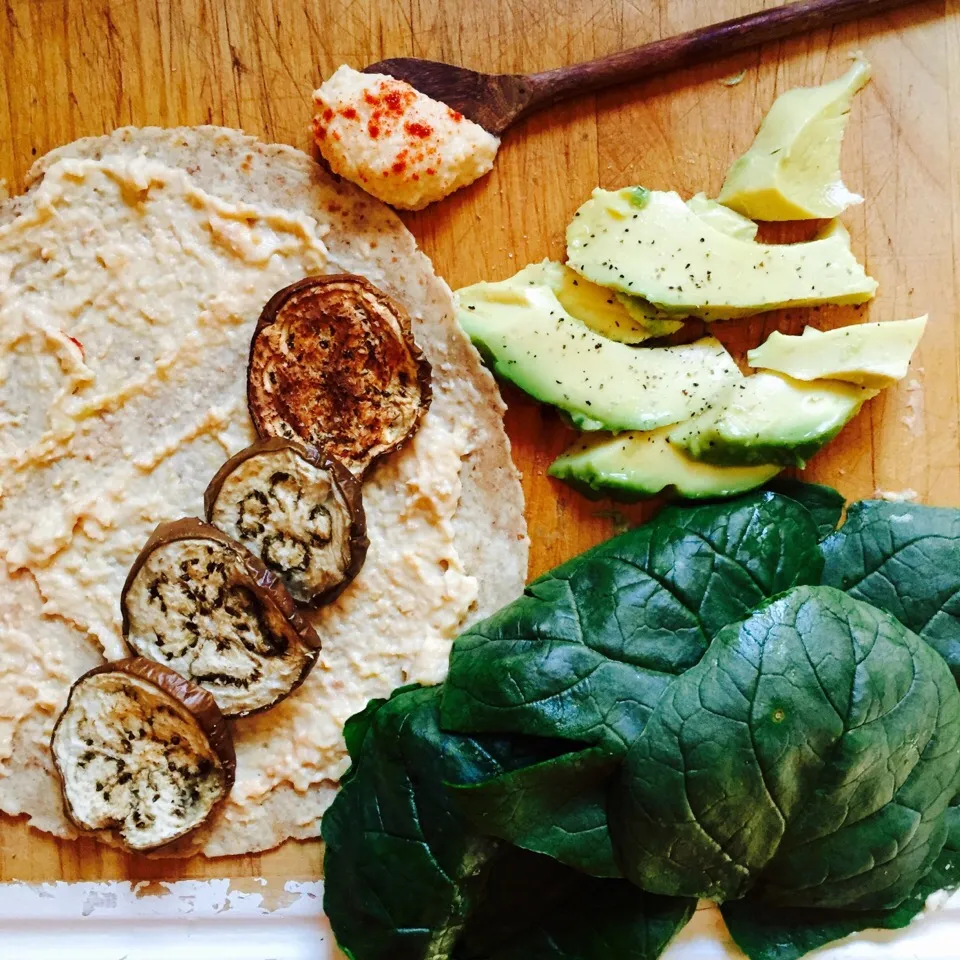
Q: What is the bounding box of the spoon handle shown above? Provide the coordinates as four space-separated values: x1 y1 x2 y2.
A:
523 0 920 114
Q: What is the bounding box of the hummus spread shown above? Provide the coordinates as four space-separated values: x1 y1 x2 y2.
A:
313 65 500 210
0 151 480 851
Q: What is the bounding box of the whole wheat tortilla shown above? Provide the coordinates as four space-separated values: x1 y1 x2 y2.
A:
0 127 527 857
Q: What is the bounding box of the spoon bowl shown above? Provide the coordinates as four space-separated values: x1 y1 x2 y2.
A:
362 60 533 136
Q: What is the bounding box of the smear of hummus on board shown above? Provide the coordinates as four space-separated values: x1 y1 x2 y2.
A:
0 154 479 852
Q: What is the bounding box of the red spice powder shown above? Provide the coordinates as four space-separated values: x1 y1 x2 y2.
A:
383 89 406 113
405 121 433 139
363 82 414 115
318 74 461 188
66 335 85 358
356 80 421 143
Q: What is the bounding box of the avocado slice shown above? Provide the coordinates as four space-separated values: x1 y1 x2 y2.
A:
549 426 781 502
610 194 758 334
612 195 759 333
474 193 758 344
468 260 685 343
685 192 759 242
718 59 871 221
613 293 685 337
505 260 657 343
669 372 878 468
455 280 741 432
747 316 926 388
566 187 877 321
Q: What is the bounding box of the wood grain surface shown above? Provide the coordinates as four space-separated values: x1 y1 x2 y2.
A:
0 0 955 885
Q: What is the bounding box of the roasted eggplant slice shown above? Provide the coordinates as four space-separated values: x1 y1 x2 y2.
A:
247 274 432 476
121 518 321 717
204 438 368 605
51 657 236 852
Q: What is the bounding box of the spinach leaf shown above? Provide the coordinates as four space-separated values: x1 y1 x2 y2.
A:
612 586 960 910
324 685 694 960
822 500 960 679
442 492 822 754
721 842 960 960
451 747 621 878
766 478 845 540
323 685 503 960
458 846 694 959
654 493 825 622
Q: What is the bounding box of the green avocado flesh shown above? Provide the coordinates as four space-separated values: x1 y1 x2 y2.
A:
669 372 878 468
614 293 685 338
747 316 926 388
566 187 878 321
685 191 759 242
610 194 760 334
549 426 782 501
455 280 740 432
717 59 872 221
502 260 657 344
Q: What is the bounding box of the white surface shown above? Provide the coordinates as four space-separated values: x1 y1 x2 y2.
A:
665 898 960 960
0 879 336 960
2 880 960 959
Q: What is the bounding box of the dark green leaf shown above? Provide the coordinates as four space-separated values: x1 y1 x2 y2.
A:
822 500 960 679
442 492 822 754
460 852 695 960
766 478 845 540
455 845 586 958
722 845 960 960
452 747 621 878
340 696 388 785
323 686 505 960
341 684 431 784
324 685 694 960
654 493 825 622
612 586 960 909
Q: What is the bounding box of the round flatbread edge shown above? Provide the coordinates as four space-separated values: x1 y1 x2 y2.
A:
25 125 529 622
5 126 528 858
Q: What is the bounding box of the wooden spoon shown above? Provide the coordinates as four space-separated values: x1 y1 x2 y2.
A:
364 0 923 136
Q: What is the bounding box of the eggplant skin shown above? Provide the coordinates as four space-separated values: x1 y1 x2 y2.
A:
247 274 433 477
204 437 369 606
120 518 321 717
50 657 235 853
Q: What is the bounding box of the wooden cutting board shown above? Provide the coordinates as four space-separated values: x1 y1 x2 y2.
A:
0 0 955 885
